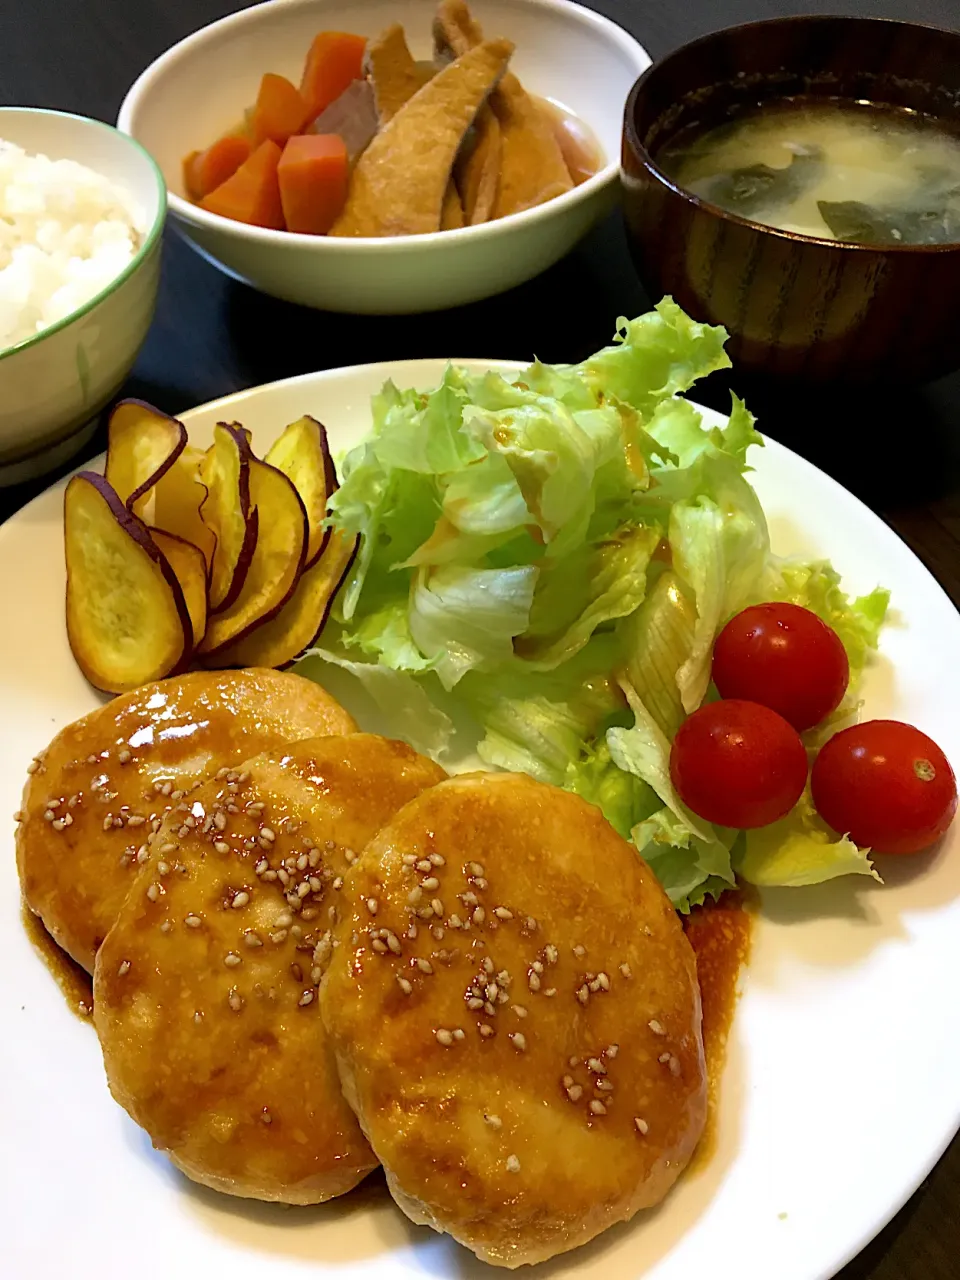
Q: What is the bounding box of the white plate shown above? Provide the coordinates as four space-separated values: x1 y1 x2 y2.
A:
3 360 959 1280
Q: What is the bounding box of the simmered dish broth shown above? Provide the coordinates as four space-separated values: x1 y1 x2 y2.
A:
658 98 960 245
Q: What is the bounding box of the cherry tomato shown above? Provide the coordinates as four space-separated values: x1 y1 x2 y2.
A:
712 602 849 732
811 720 957 855
670 699 808 829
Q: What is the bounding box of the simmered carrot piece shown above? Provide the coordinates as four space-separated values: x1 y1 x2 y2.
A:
250 73 309 146
201 140 285 230
278 134 349 234
183 134 252 201
300 31 367 120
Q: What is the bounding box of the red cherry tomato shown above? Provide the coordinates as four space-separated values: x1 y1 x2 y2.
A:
712 602 849 732
670 699 808 829
811 720 957 855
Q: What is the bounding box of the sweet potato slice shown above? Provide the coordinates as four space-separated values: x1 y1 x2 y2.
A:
104 400 187 519
152 445 216 573
198 446 308 658
264 415 336 567
200 424 257 612
214 528 357 669
150 529 208 651
64 473 191 694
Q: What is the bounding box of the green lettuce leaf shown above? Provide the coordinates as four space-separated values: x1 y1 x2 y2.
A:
579 298 731 414
294 647 453 761
409 563 538 689
565 739 658 839
737 789 880 888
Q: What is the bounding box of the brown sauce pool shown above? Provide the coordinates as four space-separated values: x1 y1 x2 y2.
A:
683 888 753 1159
21 901 93 1021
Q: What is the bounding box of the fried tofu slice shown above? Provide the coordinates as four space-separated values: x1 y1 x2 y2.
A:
434 0 573 218
331 38 513 237
456 104 501 224
364 24 466 230
364 23 434 124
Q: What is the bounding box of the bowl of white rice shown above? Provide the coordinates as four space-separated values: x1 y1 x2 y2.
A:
0 108 165 486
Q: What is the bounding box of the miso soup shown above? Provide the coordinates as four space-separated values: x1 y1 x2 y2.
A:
658 98 960 245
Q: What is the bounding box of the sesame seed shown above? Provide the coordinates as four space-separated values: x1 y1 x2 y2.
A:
448 913 463 928
597 1079 614 1092
228 990 244 1012
117 749 132 764
649 1019 666 1036
224 952 242 968
453 1028 465 1041
26 759 40 774
422 876 440 892
606 1044 620 1058
213 811 227 831
508 1032 527 1052
566 1084 583 1102
401 854 416 866
270 929 288 944
244 932 263 948
619 963 633 979
482 957 495 975
260 827 276 843
597 972 611 991
372 938 388 954
435 1028 454 1046
479 1024 494 1038
429 853 445 867
494 907 513 920
146 883 160 902
573 944 586 957
577 986 589 1005
157 861 170 876
544 987 557 997
473 907 485 925
506 1155 521 1173
261 1109 272 1125
634 1117 649 1135
467 997 484 1010
416 958 433 974
101 815 112 831
160 920 172 934
474 877 488 890
669 1056 681 1076
366 898 379 916
462 891 478 907
587 1057 607 1075
117 960 130 977
416 859 432 873
512 1005 528 1018
589 1100 607 1116
298 990 315 1007
431 897 444 917
161 782 173 797
332 876 343 890
386 932 402 955
184 915 202 929
232 891 250 909
397 976 413 995
297 882 311 899
296 853 309 871
545 945 558 965
528 972 541 992
532 960 544 974
484 1113 502 1129
469 862 485 877
194 1011 203 1024
485 983 499 1001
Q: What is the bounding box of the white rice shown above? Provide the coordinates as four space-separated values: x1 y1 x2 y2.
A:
0 139 147 352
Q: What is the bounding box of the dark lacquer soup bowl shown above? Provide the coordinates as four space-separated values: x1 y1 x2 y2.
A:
622 16 960 383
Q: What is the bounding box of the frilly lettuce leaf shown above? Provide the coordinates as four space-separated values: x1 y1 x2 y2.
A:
737 789 881 888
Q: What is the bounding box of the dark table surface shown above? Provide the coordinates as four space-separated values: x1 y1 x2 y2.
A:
3 0 959 1275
